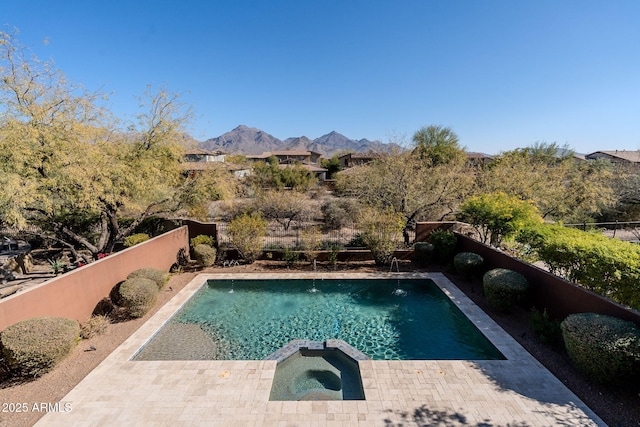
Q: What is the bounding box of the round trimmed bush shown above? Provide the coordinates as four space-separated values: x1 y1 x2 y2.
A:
413 242 434 267
561 313 640 386
193 244 217 267
118 277 158 318
1 317 80 377
482 268 529 313
454 252 484 277
127 268 169 290
429 230 457 264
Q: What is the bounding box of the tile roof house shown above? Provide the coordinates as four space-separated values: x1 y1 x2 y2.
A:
465 152 494 169
338 152 386 168
184 148 226 163
585 150 640 165
247 150 327 180
182 149 251 178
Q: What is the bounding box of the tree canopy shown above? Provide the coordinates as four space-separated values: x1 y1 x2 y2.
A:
0 31 209 261
412 125 466 166
336 131 474 242
477 142 614 223
458 192 543 246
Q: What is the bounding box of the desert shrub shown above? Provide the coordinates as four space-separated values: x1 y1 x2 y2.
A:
458 192 542 246
123 233 150 247
80 315 110 339
517 223 640 309
193 244 217 267
453 252 484 277
346 233 366 248
118 277 158 318
429 229 457 265
413 242 434 267
92 297 115 317
328 244 341 267
1 317 80 377
282 247 301 267
482 268 529 313
356 207 405 266
321 199 359 230
127 268 169 290
300 226 322 261
227 213 267 263
190 234 214 248
561 313 640 386
529 307 562 345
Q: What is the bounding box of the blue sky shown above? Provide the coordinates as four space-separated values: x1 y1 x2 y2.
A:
3 0 640 154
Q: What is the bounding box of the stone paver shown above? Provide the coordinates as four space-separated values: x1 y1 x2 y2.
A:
37 272 605 426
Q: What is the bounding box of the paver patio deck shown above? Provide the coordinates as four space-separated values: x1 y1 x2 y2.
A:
37 272 606 426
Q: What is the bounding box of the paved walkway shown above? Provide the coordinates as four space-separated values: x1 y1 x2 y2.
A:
37 273 605 426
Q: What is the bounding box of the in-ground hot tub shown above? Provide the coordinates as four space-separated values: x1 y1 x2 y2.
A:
267 340 367 401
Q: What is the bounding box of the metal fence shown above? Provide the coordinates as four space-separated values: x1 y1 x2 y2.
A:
564 221 640 243
216 221 415 250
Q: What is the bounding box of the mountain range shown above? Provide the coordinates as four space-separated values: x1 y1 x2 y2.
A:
199 125 400 157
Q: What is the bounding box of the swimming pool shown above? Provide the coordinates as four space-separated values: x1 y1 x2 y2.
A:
134 278 504 361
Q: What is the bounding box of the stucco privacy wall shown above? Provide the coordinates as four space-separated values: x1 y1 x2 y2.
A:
414 222 640 327
456 234 640 326
0 226 189 331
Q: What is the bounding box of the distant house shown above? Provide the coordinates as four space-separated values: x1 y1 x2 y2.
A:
585 150 640 165
182 161 251 178
247 150 327 180
182 149 251 178
465 152 494 169
184 148 226 163
247 150 323 166
338 152 385 168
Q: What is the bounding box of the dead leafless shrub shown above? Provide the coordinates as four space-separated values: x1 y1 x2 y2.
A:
80 315 110 339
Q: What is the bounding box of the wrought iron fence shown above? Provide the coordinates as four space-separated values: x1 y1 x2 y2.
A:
216 221 415 250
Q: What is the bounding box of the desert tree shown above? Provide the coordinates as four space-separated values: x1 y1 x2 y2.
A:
336 142 474 243
252 190 314 231
477 142 615 223
458 192 543 246
0 31 208 261
412 125 466 166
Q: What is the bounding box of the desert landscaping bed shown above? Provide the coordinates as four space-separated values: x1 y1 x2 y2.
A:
1 260 638 427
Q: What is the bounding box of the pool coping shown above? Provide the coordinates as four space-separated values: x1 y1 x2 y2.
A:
37 272 607 426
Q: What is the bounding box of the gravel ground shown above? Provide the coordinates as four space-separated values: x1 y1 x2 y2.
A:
1 261 638 427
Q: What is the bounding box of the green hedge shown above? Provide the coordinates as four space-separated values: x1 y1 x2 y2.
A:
561 313 640 386
483 268 529 313
413 242 434 267
127 268 169 290
453 252 484 277
118 277 159 318
429 230 456 265
1 317 80 377
517 224 640 309
193 244 217 267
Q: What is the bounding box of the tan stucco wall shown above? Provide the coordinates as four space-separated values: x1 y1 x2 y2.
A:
0 227 189 331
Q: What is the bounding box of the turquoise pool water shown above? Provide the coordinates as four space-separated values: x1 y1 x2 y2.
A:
135 279 504 361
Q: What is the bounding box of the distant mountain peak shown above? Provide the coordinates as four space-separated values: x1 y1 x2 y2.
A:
199 126 400 157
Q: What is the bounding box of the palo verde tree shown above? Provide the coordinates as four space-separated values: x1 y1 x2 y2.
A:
412 125 466 166
0 31 206 261
458 192 543 246
477 142 615 223
336 128 474 243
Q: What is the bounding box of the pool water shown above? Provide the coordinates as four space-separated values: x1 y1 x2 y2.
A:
134 279 504 361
